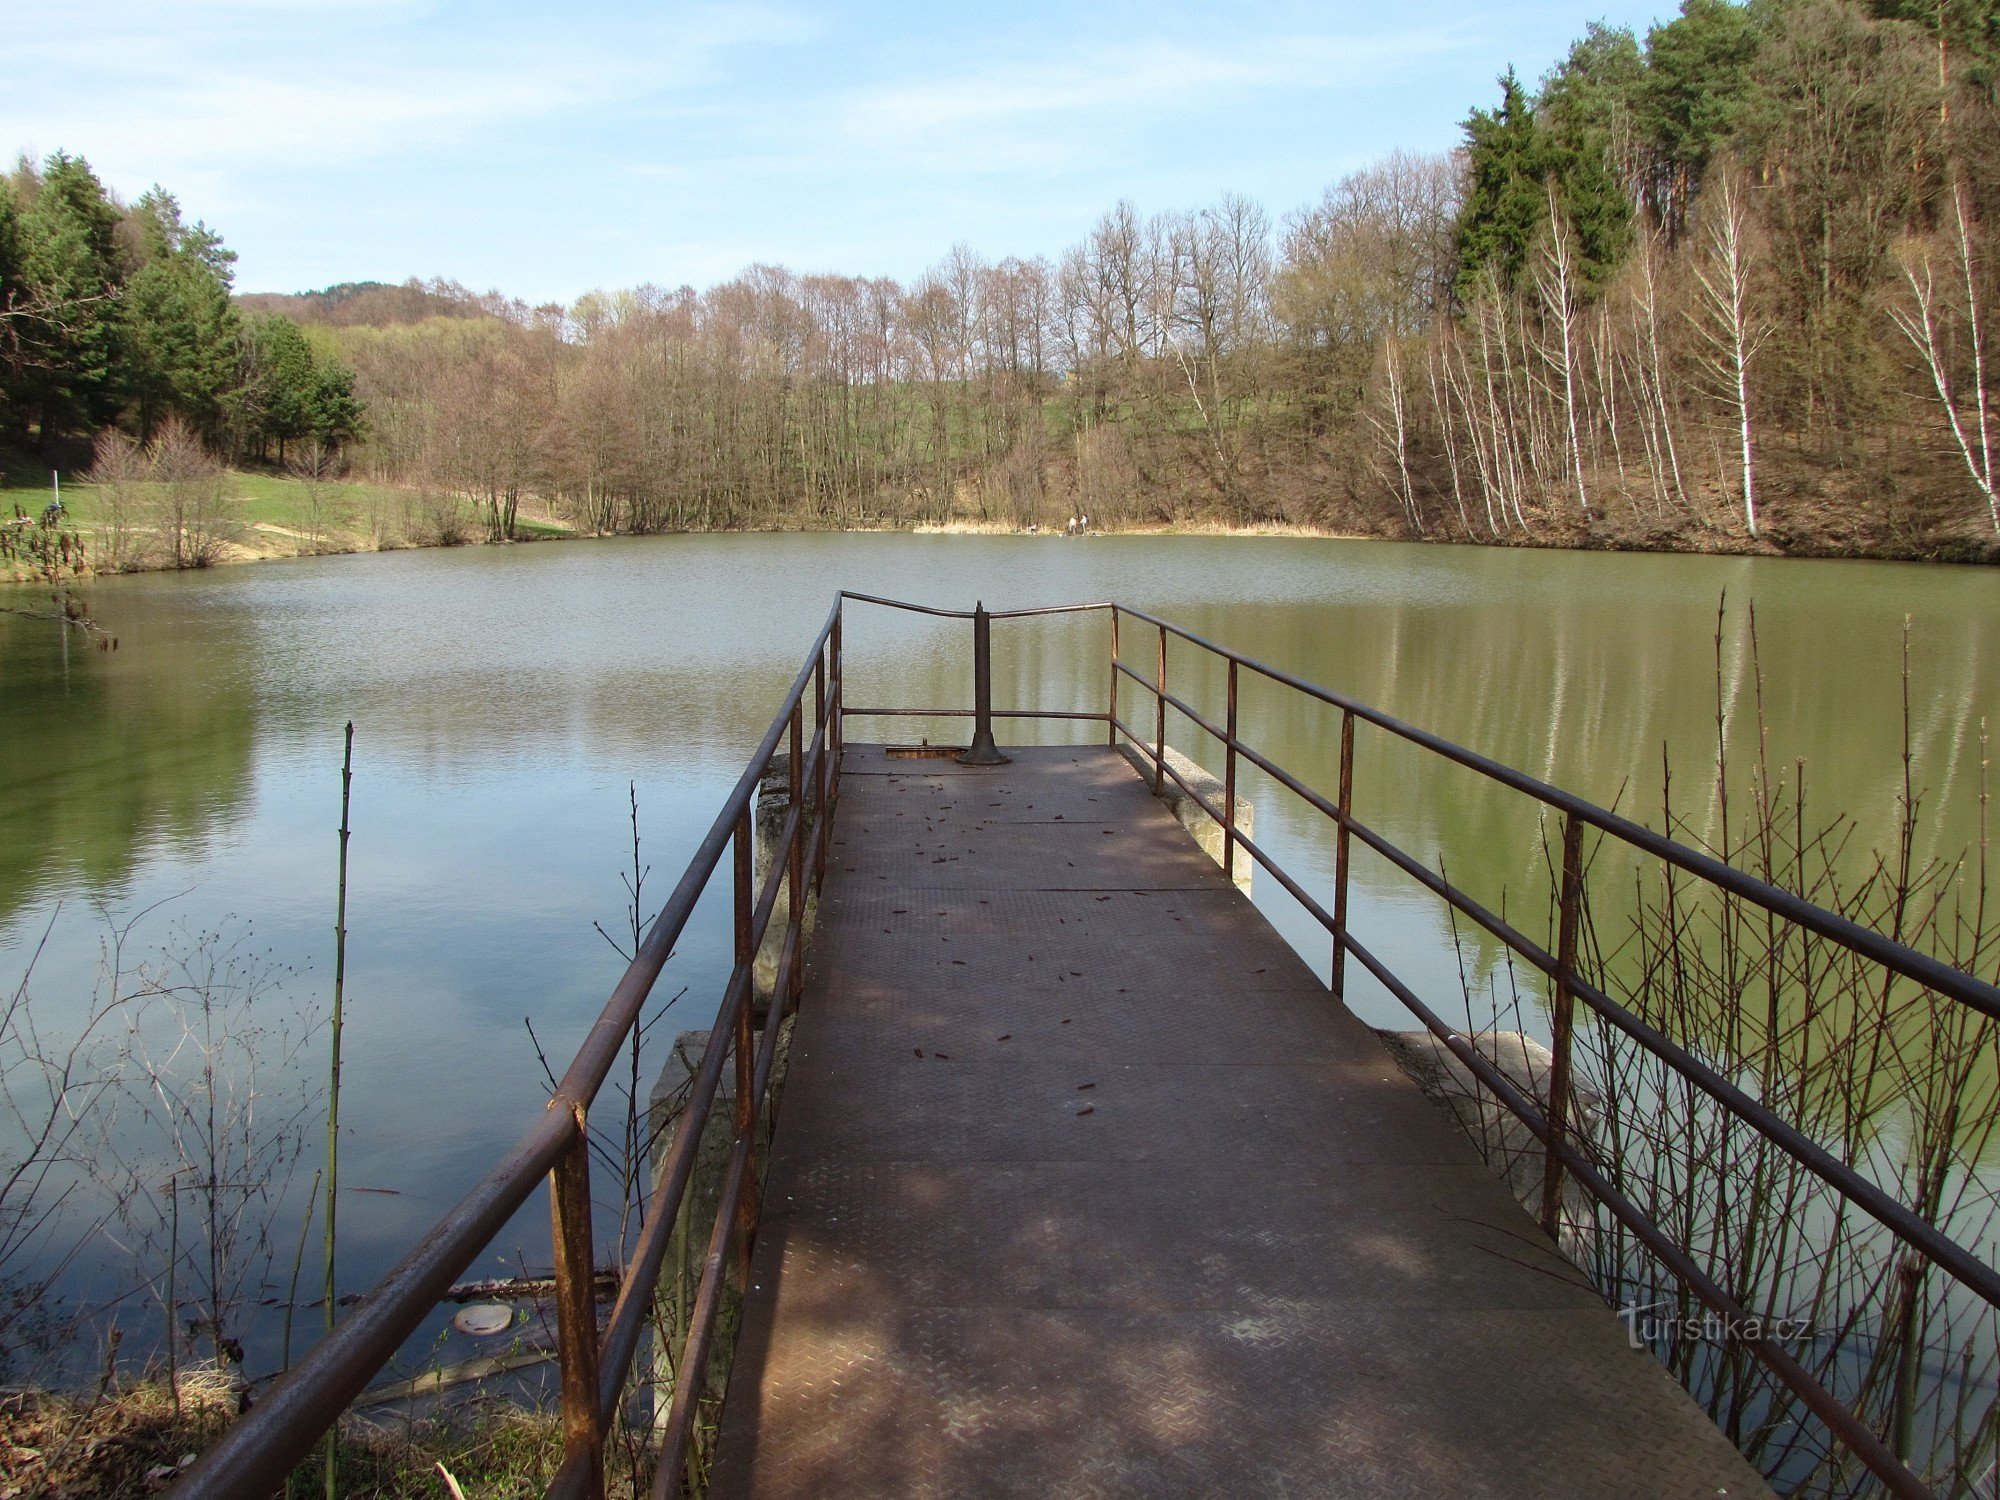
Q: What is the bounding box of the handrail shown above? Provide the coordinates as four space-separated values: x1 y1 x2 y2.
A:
1111 651 2000 1310
168 590 1994 1500
1115 674 2000 1314
837 589 1112 621
843 706 1106 720
1091 599 1994 1500
169 601 844 1500
1109 604 2000 1023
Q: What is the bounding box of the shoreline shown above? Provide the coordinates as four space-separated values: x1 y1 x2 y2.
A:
1 512 1383 586
5 503 1995 588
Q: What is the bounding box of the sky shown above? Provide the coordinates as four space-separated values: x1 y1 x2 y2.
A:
5 0 1684 305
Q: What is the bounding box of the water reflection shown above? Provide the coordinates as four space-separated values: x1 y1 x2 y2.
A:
0 536 1992 1375
0 596 259 926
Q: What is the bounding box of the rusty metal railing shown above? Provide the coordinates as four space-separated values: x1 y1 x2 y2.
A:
849 594 1998 1500
169 592 1997 1500
170 601 852 1500
1093 603 1998 1500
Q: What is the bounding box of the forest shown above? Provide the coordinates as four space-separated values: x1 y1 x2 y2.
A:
0 156 360 465
9 0 2000 560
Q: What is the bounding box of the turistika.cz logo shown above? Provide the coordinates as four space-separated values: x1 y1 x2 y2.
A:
1619 1300 1813 1350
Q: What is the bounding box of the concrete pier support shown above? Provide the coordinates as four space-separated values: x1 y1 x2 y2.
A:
1117 741 1253 893
752 753 820 1017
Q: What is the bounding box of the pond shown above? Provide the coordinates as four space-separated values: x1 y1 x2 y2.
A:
2 533 1994 1383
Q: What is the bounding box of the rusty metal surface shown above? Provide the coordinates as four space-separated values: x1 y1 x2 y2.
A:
715 1303 1767 1499
829 753 1194 887
709 744 1769 1499
751 1158 1603 1315
834 774 1160 827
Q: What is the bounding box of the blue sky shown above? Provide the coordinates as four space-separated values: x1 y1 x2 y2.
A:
7 0 1683 304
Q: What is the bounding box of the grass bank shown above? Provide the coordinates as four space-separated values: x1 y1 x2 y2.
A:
0 1369 650 1497
0 453 584 584
2 465 1383 586
10 453 1989 593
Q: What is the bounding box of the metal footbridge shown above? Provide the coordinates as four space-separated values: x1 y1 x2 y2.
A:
169 592 2000 1500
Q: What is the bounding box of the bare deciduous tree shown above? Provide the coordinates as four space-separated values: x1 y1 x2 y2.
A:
285 440 349 553
85 429 151 572
138 424 239 568
1362 336 1423 533
0 911 136 1373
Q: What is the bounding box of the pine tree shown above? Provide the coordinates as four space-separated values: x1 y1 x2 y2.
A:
1454 70 1551 300
1640 0 1766 237
1539 25 1644 291
1867 0 2000 97
123 189 241 442
15 153 126 446
234 314 363 460
304 354 363 449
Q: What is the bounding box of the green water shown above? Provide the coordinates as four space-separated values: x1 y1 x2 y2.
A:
0 534 1993 1372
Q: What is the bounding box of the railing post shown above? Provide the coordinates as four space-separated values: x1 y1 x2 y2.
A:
732 813 758 1284
788 701 806 1009
813 651 825 756
1331 708 1355 1004
1107 608 1121 745
1223 659 1239 881
830 607 843 803
958 600 1009 766
812 650 828 879
1540 815 1586 1239
550 1109 604 1499
1152 622 1168 793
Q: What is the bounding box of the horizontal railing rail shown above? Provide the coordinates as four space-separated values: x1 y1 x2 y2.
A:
1109 604 2000 1023
169 590 1995 1500
836 589 1114 621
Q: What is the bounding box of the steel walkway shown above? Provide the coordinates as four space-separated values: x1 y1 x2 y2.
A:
708 744 1767 1499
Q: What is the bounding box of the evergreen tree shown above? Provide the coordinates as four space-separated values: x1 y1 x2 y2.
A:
1866 0 2000 96
234 314 312 458
1454 70 1550 300
1539 26 1645 290
234 314 363 459
15 153 126 446
123 189 241 441
303 352 363 449
1739 0 1944 433
1641 0 1766 236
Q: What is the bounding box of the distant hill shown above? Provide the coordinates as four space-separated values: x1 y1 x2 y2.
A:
235 278 489 328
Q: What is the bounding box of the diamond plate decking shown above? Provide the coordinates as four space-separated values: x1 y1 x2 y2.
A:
707 744 1769 1499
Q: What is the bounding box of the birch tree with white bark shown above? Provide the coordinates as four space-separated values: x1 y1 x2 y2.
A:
1889 180 1999 534
1686 166 1768 537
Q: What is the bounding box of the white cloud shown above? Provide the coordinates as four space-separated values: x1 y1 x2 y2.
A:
1 3 817 187
617 24 1467 200
835 28 1464 146
0 1 1505 298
